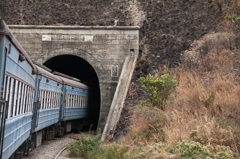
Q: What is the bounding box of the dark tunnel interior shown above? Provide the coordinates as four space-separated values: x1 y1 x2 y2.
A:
43 55 100 130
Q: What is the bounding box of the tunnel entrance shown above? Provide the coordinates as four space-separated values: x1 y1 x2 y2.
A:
43 55 100 130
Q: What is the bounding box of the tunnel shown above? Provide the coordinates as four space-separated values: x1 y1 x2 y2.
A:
43 55 100 130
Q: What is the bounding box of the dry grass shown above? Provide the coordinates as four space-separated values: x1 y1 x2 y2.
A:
118 31 240 158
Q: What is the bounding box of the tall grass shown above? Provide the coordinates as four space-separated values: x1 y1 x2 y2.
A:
118 31 240 158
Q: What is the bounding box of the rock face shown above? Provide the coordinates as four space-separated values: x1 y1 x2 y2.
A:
1 0 239 135
1 0 235 75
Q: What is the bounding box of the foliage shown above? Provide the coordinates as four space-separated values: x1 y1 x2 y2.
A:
166 132 235 159
138 73 177 110
67 132 103 158
202 94 215 108
129 106 167 147
225 15 240 23
173 140 234 159
67 132 132 159
103 143 131 159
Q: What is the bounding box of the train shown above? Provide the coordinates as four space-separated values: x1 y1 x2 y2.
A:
0 19 89 159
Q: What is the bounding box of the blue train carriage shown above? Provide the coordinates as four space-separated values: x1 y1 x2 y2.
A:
30 65 64 147
54 72 89 131
0 19 37 159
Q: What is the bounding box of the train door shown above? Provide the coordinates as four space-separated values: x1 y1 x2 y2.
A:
59 87 66 121
0 100 7 159
0 44 8 158
31 76 41 131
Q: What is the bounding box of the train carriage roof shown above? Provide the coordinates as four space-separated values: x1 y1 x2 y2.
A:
0 19 36 72
35 65 63 84
54 73 88 90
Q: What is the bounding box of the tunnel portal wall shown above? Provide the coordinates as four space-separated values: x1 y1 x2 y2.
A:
9 25 139 129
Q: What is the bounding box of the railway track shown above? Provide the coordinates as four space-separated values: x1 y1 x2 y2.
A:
24 135 75 159
54 147 67 159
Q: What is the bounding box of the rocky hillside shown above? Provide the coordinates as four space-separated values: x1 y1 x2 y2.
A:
1 0 235 76
2 0 240 137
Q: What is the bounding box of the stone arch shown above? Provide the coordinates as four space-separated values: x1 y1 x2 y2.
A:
40 48 106 79
43 54 101 130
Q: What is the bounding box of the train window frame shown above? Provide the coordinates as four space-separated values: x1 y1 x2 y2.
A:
17 81 22 115
9 77 14 118
21 84 26 114
14 80 19 116
5 76 11 118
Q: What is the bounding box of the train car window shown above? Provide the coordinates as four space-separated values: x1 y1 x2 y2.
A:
76 95 78 107
82 96 84 108
65 94 67 107
23 85 27 113
5 77 11 118
56 93 58 107
29 88 33 112
58 93 59 107
80 96 82 108
69 95 71 108
82 96 85 108
29 87 32 112
27 87 31 112
25 86 29 113
3 76 9 103
77 96 79 107
52 92 55 108
68 94 70 108
10 78 16 117
56 93 59 107
77 95 79 107
72 95 74 107
51 92 53 108
49 91 51 108
3 76 8 100
23 85 28 113
27 86 31 112
41 91 44 109
49 91 52 108
39 90 42 109
28 86 31 112
31 88 34 111
53 92 56 108
46 91 48 109
23 85 26 113
75 95 77 107
54 93 57 108
14 80 19 116
47 91 50 109
84 96 86 107
73 95 75 107
68 95 71 108
20 84 25 114
42 90 45 109
17 82 22 115
52 92 56 108
57 93 60 107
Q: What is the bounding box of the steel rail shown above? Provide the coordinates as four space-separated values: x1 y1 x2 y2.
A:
54 147 67 159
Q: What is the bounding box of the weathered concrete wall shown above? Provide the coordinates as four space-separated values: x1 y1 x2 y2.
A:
9 25 139 129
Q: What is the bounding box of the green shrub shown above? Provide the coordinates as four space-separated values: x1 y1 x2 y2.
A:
173 141 234 159
171 131 235 159
103 143 131 159
67 132 103 158
138 73 177 110
67 132 132 159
